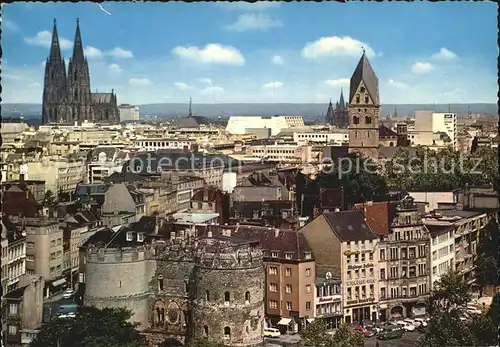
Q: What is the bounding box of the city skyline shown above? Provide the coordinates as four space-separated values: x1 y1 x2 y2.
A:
2 2 497 105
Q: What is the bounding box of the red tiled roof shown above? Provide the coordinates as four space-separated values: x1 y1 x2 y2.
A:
3 191 41 217
353 201 397 236
379 125 398 138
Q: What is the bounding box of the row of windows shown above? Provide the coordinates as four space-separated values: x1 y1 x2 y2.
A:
268 266 312 277
268 300 312 311
380 283 428 298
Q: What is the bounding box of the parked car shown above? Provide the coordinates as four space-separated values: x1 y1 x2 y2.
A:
377 325 405 340
395 320 416 331
263 328 281 338
370 324 385 335
351 325 374 338
413 318 428 327
62 288 75 299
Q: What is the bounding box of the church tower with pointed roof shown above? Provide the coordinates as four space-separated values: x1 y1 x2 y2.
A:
347 51 380 160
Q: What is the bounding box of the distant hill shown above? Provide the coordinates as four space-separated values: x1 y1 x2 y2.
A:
1 103 497 122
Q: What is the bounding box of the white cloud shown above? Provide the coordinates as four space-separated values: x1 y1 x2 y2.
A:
262 81 284 90
325 78 350 87
220 2 281 11
201 86 225 94
84 46 103 59
271 55 284 65
172 44 245 66
174 82 194 90
108 63 122 73
2 18 19 32
388 79 409 90
432 47 458 61
129 78 151 86
24 30 73 50
107 47 134 59
224 13 282 32
412 62 434 74
302 36 376 60
197 78 213 85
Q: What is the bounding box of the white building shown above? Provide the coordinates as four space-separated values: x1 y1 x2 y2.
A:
27 157 86 194
293 130 348 146
410 111 457 150
226 116 305 136
133 138 197 152
427 224 455 289
118 104 140 122
245 144 314 163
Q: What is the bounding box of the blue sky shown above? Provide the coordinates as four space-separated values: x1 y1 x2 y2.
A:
2 2 497 104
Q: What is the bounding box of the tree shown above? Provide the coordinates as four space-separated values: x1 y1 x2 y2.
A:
30 307 145 347
330 322 364 347
475 217 500 296
421 269 498 347
44 190 55 205
317 154 388 209
299 320 364 347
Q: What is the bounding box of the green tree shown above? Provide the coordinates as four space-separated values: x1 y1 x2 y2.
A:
44 190 55 205
317 154 388 209
331 322 364 347
422 269 498 347
30 307 145 347
299 320 364 347
475 217 500 295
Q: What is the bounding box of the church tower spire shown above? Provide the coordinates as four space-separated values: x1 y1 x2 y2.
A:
49 19 62 62
339 87 346 109
72 18 85 62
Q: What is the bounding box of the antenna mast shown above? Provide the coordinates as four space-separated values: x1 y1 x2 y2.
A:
188 97 192 118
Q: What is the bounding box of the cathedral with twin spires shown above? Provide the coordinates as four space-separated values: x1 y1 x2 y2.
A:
42 19 119 125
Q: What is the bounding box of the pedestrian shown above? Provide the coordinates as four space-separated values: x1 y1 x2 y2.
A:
375 341 380 347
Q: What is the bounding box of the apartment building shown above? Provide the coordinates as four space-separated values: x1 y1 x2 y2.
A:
410 111 457 150
27 156 86 194
226 116 305 136
315 276 343 329
299 211 379 324
118 104 140 122
376 199 430 320
246 144 314 163
293 130 348 146
133 138 198 152
2 276 44 346
423 209 490 287
86 147 132 183
427 224 455 289
14 216 65 297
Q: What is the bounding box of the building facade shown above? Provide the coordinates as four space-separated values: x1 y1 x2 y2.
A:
42 19 119 125
314 276 342 329
377 197 431 321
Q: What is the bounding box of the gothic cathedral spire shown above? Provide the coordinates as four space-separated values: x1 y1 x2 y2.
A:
72 18 85 62
49 19 62 62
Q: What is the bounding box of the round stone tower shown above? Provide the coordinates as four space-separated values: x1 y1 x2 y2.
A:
192 236 265 347
83 244 155 330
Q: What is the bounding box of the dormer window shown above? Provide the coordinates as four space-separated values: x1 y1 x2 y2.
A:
126 232 133 241
271 251 279 258
285 252 293 259
137 232 144 242
304 252 312 260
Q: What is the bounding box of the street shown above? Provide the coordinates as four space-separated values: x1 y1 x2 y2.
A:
42 293 76 323
264 331 421 347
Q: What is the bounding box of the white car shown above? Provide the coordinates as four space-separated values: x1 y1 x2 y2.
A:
396 320 416 331
413 318 428 327
62 289 75 299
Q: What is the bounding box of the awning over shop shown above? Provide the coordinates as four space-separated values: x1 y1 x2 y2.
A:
52 278 66 287
278 318 292 326
306 318 315 323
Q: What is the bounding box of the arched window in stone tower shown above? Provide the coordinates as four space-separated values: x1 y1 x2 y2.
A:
356 94 360 104
353 116 360 125
205 290 210 301
224 326 231 339
364 96 369 104
245 291 250 304
74 89 78 100
74 71 77 81
203 325 209 337
224 291 230 304
365 116 372 125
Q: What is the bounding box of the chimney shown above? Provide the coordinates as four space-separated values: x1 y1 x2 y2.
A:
207 231 212 238
274 228 280 238
334 208 340 212
170 231 175 241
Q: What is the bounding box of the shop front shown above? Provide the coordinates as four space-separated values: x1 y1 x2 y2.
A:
343 298 377 325
315 294 343 330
